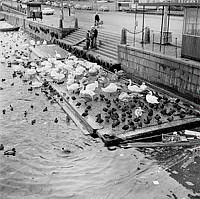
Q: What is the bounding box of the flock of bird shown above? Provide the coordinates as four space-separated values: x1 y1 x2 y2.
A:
0 31 199 146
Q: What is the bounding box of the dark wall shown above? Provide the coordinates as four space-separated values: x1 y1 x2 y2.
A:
181 34 200 62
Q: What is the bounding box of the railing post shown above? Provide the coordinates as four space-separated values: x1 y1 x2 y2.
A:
121 28 127 45
152 32 154 51
175 37 178 58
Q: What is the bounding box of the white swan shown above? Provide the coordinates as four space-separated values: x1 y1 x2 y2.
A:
67 83 80 92
135 107 144 117
43 40 47 45
30 40 35 46
128 79 143 93
140 82 148 91
80 86 96 99
36 41 40 45
146 91 159 104
101 83 121 94
85 81 98 91
118 92 130 100
55 50 61 59
32 81 42 88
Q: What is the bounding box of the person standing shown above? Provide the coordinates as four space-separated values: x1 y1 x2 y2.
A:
85 30 90 50
94 12 100 27
93 26 98 49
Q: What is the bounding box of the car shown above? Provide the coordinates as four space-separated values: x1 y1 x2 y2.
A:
82 5 92 10
63 3 68 8
74 4 81 9
42 7 54 15
45 1 51 5
99 5 109 11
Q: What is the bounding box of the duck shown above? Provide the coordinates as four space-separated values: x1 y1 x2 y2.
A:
36 41 40 45
128 79 143 93
135 107 144 118
101 83 121 95
30 40 35 46
146 91 159 104
10 105 13 111
43 107 48 112
0 144 4 150
2 109 6 114
61 147 71 153
4 148 16 156
31 119 36 125
54 118 58 123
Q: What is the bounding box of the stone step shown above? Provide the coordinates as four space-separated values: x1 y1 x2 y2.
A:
93 49 117 61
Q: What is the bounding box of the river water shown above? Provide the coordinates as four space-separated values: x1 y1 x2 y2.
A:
0 30 199 199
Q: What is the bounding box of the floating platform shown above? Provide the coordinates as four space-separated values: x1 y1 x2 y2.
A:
28 44 200 146
0 21 20 32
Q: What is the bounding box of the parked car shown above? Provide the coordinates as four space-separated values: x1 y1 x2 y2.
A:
99 5 109 11
42 7 54 15
74 4 81 9
82 5 92 10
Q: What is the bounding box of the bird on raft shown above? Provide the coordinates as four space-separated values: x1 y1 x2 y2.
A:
127 79 143 93
4 148 16 156
146 91 159 104
135 107 144 118
101 83 121 95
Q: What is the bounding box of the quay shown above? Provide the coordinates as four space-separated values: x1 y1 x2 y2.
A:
0 0 200 146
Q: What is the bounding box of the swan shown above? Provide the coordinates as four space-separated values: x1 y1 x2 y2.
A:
36 41 40 45
74 66 85 76
67 82 80 92
80 86 97 99
30 40 35 46
128 79 143 93
55 50 61 59
146 91 159 104
66 73 75 85
135 107 144 117
140 82 148 91
85 80 98 91
32 81 42 88
118 92 130 100
43 40 47 45
101 83 121 94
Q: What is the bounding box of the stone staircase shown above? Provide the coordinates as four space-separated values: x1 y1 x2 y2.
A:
61 26 128 62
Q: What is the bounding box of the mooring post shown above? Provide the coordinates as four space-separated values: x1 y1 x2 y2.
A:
175 37 178 58
120 28 127 45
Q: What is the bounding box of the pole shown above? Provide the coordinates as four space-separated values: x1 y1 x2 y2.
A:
141 5 145 45
167 6 170 44
59 0 64 29
160 6 164 52
133 2 137 46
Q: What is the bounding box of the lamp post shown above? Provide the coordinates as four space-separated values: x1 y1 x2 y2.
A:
133 2 138 46
59 0 64 29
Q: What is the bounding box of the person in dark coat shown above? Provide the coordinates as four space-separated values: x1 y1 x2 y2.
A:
94 12 100 26
92 27 98 49
85 30 90 50
32 11 36 21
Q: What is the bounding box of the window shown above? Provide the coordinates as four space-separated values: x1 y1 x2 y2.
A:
184 7 200 36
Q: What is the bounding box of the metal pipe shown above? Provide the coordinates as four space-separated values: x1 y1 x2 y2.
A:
160 6 164 52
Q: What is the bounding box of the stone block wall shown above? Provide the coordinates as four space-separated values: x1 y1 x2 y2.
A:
118 44 200 104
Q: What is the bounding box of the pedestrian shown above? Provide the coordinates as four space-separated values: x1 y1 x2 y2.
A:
85 30 90 50
40 11 43 21
32 11 36 21
94 12 100 27
93 26 98 49
90 26 95 49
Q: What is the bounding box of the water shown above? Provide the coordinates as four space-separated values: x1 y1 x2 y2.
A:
0 30 199 199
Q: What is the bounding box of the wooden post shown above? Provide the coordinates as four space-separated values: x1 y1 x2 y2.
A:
175 37 178 58
152 32 154 51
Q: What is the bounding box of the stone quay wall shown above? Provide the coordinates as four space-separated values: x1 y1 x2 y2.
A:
0 11 76 41
118 44 200 104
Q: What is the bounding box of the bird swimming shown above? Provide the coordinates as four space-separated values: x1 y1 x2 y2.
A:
4 148 16 156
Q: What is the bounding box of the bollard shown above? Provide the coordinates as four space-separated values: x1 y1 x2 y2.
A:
74 18 78 29
120 28 127 45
